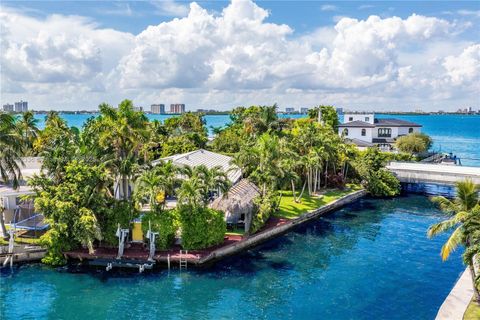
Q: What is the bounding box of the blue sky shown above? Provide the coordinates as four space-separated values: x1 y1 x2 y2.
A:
1 1 479 111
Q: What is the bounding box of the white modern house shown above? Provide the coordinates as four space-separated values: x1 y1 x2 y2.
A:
338 113 422 151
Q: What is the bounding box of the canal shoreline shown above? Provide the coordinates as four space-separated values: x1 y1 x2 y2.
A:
64 189 367 269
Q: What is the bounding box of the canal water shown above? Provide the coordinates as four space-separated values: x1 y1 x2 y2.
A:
0 195 464 319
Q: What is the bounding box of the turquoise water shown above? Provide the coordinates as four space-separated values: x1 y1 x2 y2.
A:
0 196 464 319
32 113 480 166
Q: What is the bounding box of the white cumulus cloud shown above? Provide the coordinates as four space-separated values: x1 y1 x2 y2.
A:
1 0 478 111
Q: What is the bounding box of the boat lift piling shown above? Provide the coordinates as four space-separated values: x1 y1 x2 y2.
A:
2 229 15 269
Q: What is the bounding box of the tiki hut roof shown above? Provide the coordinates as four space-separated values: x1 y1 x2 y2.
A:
210 179 260 213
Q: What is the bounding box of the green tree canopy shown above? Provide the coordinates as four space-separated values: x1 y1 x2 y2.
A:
308 105 340 131
395 132 432 154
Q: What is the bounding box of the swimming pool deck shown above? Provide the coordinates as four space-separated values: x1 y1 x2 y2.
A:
65 189 366 268
436 268 474 320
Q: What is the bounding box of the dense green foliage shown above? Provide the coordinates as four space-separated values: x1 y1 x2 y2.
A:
31 161 109 264
307 105 340 130
395 132 433 154
177 205 226 250
2 101 416 262
250 192 279 233
161 112 208 156
141 209 179 249
352 147 401 197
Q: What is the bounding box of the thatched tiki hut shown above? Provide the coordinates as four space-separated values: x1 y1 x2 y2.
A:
210 179 260 234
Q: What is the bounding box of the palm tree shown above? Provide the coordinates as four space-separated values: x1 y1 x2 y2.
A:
0 113 24 238
96 100 150 200
428 179 480 301
178 165 230 204
177 178 204 207
16 111 39 155
134 169 165 210
195 165 231 202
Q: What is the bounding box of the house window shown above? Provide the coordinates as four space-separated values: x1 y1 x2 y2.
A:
349 117 353 121
378 128 391 137
361 129 366 136
365 117 370 122
343 128 349 136
408 128 414 133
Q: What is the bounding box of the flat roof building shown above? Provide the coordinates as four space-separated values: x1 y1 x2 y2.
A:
170 104 185 114
151 104 165 114
14 101 28 112
3 103 14 112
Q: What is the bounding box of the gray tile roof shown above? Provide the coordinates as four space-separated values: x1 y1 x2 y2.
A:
338 121 375 128
374 118 422 127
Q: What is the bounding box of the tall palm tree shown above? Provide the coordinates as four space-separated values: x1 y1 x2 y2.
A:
428 179 480 301
0 113 24 238
16 111 39 155
96 100 150 200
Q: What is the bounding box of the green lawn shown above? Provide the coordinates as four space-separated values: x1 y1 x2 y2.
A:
464 299 480 320
275 184 362 219
226 227 245 236
0 236 42 246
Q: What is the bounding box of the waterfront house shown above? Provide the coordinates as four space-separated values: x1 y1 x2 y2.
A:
338 113 422 151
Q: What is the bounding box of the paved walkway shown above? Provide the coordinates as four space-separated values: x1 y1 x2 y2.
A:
436 268 474 320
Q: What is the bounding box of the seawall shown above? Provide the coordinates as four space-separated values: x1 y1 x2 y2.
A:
194 189 367 266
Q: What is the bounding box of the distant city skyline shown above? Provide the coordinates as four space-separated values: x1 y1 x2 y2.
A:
1 1 479 111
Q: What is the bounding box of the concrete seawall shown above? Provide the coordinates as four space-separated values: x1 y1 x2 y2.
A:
436 268 473 320
0 245 46 266
195 189 367 266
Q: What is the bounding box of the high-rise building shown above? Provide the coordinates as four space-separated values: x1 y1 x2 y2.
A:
170 104 185 114
14 100 28 112
3 103 14 112
300 107 309 114
285 107 295 113
151 104 165 114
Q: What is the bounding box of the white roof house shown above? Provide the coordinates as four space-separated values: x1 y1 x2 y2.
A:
152 149 242 184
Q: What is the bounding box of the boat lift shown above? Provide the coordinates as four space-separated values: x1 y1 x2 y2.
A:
92 223 157 273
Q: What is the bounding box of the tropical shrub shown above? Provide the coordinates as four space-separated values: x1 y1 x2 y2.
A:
141 209 179 249
364 169 401 197
250 192 279 234
395 132 433 154
31 160 110 264
353 147 401 197
178 205 226 250
100 200 138 245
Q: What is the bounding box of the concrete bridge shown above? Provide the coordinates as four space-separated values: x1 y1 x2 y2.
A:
386 162 480 186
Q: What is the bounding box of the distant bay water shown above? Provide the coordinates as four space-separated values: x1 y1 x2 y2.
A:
33 113 480 166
